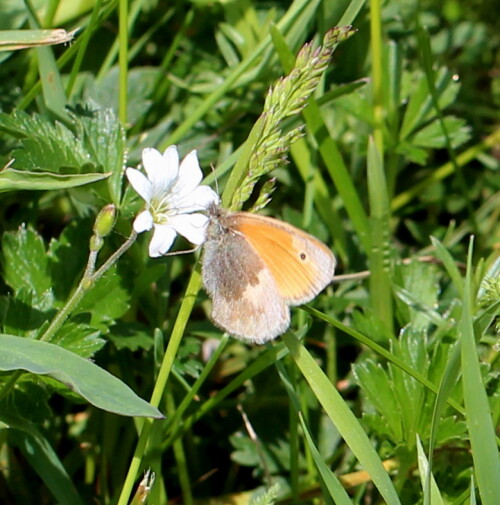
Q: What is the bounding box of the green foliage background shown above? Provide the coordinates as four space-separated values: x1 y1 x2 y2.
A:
0 1 498 504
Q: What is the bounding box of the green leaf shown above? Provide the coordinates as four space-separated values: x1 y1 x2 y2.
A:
0 28 76 51
1 226 53 309
460 240 500 505
282 333 402 505
4 415 85 505
276 361 352 505
0 110 94 173
108 322 154 352
0 290 50 338
75 266 131 329
51 321 106 358
8 381 52 424
74 105 126 204
0 167 109 193
400 68 460 140
388 331 431 449
27 8 70 122
0 334 163 418
395 140 430 165
412 116 471 149
416 435 445 505
352 360 404 442
367 137 393 331
47 221 90 302
0 107 124 204
81 67 158 126
430 236 464 296
394 261 441 331
230 433 261 467
435 416 467 445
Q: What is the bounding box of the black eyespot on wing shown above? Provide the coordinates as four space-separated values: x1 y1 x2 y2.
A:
300 252 307 260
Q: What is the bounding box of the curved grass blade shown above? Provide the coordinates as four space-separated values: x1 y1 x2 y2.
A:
282 333 401 505
4 415 85 505
276 360 353 505
460 239 500 505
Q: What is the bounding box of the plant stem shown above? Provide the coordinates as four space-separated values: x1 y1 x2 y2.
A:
40 230 137 343
117 268 204 505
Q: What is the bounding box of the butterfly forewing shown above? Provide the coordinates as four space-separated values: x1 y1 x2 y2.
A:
235 214 335 305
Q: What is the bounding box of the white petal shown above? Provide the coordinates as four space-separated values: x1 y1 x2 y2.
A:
160 145 180 186
133 210 154 233
126 168 152 203
148 224 177 257
173 149 203 197
142 147 178 195
169 213 209 245
172 185 219 213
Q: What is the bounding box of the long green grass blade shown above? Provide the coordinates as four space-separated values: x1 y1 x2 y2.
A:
417 435 445 505
283 333 401 505
0 28 76 50
276 361 353 505
461 239 500 505
367 137 393 332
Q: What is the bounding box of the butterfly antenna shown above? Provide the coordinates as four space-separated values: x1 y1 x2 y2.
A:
161 245 201 257
209 162 220 198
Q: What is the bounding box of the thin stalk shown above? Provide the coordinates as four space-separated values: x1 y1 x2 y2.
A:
370 0 385 158
118 0 128 125
117 269 204 505
0 370 23 403
167 391 194 505
40 231 137 343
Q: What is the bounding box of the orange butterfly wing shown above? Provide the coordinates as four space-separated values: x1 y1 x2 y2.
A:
233 213 335 305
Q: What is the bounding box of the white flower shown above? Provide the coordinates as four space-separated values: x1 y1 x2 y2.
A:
126 146 218 257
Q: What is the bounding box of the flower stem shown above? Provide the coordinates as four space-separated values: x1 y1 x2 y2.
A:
40 230 138 343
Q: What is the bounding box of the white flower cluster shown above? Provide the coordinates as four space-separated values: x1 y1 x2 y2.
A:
126 146 219 257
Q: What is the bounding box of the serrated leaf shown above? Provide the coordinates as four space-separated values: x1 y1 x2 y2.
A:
412 116 471 148
0 110 93 173
352 361 404 442
0 334 163 418
52 321 106 358
108 322 153 352
394 261 442 331
0 107 125 204
74 105 126 204
435 416 467 445
75 266 131 329
230 432 260 466
399 261 442 331
0 290 50 338
335 91 374 125
388 332 430 447
395 141 429 165
1 226 53 309
47 221 90 302
400 68 460 140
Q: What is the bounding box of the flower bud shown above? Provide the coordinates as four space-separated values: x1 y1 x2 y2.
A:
94 204 116 238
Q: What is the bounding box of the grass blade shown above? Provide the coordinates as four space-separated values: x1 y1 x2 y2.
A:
283 332 401 505
461 238 500 505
